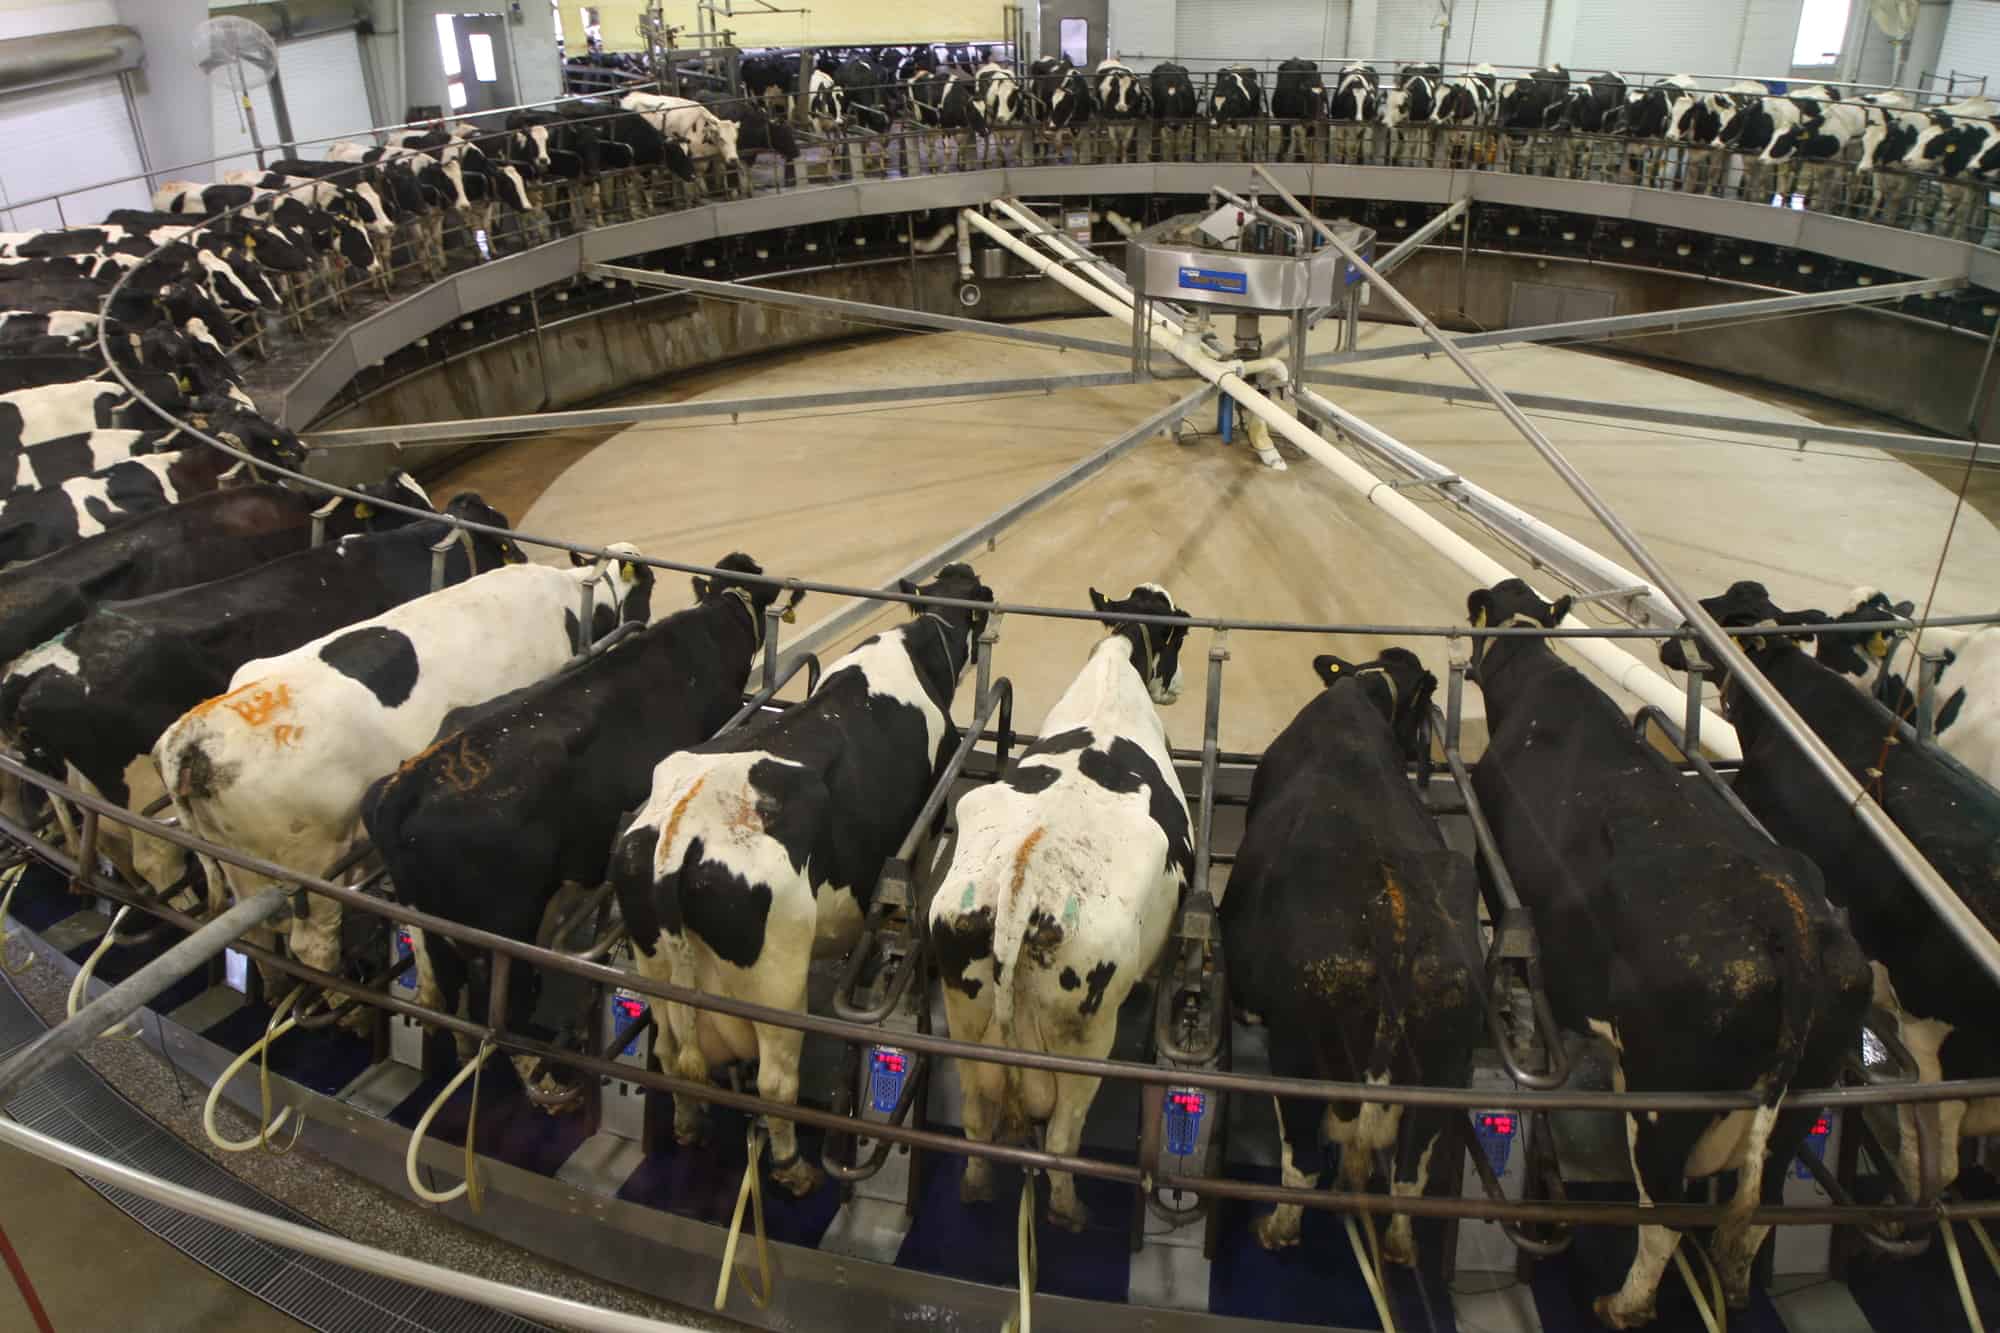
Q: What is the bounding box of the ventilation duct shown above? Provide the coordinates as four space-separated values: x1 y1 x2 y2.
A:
0 26 142 97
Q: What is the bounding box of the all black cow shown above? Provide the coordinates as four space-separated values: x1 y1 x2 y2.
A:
362 553 780 1101
1469 578 1867 1325
1661 581 2000 1214
1224 647 1481 1267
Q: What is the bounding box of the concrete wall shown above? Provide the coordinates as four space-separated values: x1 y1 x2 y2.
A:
314 243 1990 484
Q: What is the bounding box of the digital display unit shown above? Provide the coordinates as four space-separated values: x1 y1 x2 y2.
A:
869 1046 908 1114
611 991 646 1058
1793 1113 1833 1180
1164 1086 1208 1157
1473 1109 1517 1177
391 930 417 995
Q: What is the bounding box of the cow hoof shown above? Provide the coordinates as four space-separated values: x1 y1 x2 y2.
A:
959 1171 995 1205
674 1122 711 1150
770 1156 823 1198
1591 1295 1656 1329
1253 1214 1301 1251
1046 1201 1090 1233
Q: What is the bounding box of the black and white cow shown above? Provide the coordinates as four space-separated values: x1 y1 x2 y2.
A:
1150 61 1197 161
1607 74 1696 187
1270 59 1327 163
1469 578 1868 1325
361 552 775 1100
835 57 893 133
1667 81 1770 193
0 378 190 450
1542 71 1625 179
1096 59 1148 163
4 427 180 496
1225 648 1479 1265
1660 582 2000 1217
975 61 1025 165
1040 63 1095 163
1719 85 1840 199
1811 586 2000 789
618 93 744 195
1384 64 1444 164
1764 89 1871 207
1 493 505 894
158 539 648 1002
930 583 1190 1229
1495 64 1570 174
930 73 990 170
1209 65 1265 161
0 422 302 568
1328 64 1379 162
611 562 994 1197
807 67 849 135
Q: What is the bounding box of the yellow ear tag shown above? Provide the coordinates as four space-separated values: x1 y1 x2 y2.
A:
1472 608 1488 628
1868 632 1890 659
244 233 257 248
1325 662 1339 673
353 501 373 518
782 604 797 624
620 561 637 582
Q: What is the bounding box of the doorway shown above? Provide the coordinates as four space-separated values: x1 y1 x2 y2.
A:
434 12 518 114
1037 0 1107 68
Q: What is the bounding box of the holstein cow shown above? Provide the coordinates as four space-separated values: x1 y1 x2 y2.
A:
1270 59 1327 163
1545 72 1626 178
0 480 422 827
361 553 777 1100
619 93 743 196
1669 81 1770 195
931 584 1190 1227
1660 582 2000 1215
1764 89 1870 208
0 491 502 901
1608 75 1696 187
1496 65 1570 174
1224 648 1479 1265
0 421 303 567
1719 85 1841 201
932 73 990 171
976 61 1025 165
611 563 994 1197
1930 115 2000 239
1095 59 1147 164
1468 578 1868 1326
157 541 651 1007
1209 65 1265 162
807 67 848 135
1384 64 1444 166
1150 62 1197 161
1812 586 2000 789
3 427 181 496
0 379 190 450
1328 64 1379 163
1040 63 1094 163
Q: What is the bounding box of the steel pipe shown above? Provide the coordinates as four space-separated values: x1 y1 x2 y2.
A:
0 887 290 1099
962 206 1743 757
1253 161 2000 988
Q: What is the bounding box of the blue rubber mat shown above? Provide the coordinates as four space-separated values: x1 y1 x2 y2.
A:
383 1065 597 1181
616 1107 843 1248
201 1000 377 1097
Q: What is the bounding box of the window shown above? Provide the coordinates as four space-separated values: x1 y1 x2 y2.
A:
1793 0 1851 66
447 81 469 109
469 32 498 82
1059 17 1088 68
435 13 461 77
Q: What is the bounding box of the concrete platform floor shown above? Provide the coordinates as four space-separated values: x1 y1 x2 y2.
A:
497 310 2000 755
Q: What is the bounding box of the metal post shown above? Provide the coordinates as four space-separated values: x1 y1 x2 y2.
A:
118 70 157 193
1250 161 2000 988
529 288 553 409
1680 634 1705 757
1966 313 2000 439
762 604 782 690
0 888 291 1099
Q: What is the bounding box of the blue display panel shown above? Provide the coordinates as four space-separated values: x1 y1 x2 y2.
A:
1473 1110 1516 1177
1165 1087 1208 1157
1794 1113 1832 1180
611 992 646 1058
392 930 417 996
869 1046 909 1114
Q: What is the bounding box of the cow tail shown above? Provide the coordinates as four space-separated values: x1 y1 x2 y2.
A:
991 835 1052 1141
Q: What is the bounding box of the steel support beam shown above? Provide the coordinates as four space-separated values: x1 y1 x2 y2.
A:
1308 275 1965 367
0 887 290 1100
1254 163 2000 989
586 262 1133 358
777 383 1218 668
1376 198 1470 279
1306 369 2000 466
307 371 1172 449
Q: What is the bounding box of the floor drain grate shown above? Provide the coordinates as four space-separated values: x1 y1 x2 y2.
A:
0 975 550 1333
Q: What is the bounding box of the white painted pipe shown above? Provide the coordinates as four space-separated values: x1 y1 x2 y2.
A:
988 198 1185 339
961 208 1741 756
956 211 973 282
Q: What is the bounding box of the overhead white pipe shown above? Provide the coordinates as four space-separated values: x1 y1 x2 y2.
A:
955 211 974 282
961 208 1741 756
987 198 1186 340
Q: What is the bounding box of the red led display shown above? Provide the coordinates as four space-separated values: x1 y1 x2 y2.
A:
1170 1091 1206 1113
1479 1113 1515 1137
616 996 644 1021
873 1050 907 1074
1811 1116 1830 1137
397 931 413 952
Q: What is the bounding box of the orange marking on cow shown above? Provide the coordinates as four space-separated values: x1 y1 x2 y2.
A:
271 723 305 747
1381 865 1408 948
188 678 269 720
1011 827 1045 897
661 775 708 852
222 682 292 728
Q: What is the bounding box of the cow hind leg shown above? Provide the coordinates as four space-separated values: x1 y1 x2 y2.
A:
1041 1068 1102 1230
756 1019 822 1196
1254 1093 1324 1250
1383 1116 1443 1267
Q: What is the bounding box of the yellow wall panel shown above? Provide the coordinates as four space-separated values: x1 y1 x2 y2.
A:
558 0 1009 54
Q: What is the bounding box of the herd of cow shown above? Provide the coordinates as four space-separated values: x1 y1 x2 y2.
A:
0 381 1993 1324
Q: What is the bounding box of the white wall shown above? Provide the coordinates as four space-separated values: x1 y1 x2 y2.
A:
1936 0 2000 94
115 0 210 177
